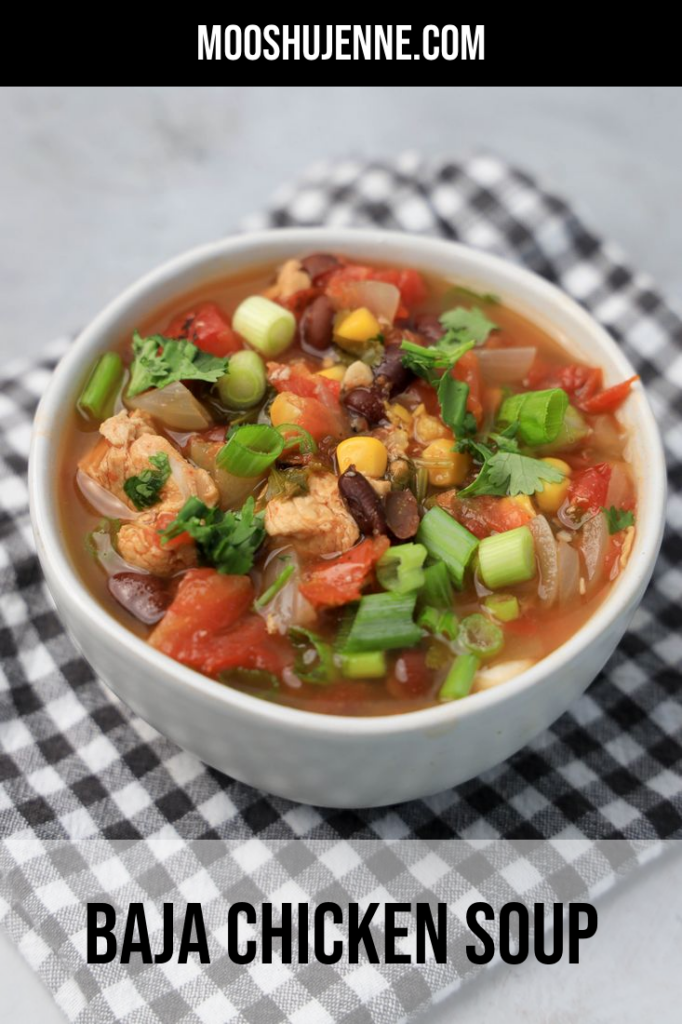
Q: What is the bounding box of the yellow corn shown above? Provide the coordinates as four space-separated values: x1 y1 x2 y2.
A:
509 494 536 517
535 457 572 514
269 392 300 428
414 412 450 444
386 402 413 428
336 436 388 478
422 439 471 488
334 307 381 345
318 365 345 381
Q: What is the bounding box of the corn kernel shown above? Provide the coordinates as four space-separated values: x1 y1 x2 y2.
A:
509 494 536 517
541 457 572 476
386 402 413 428
318 365 345 381
422 439 471 487
269 392 300 428
535 457 571 514
336 436 388 478
334 307 381 345
414 413 450 444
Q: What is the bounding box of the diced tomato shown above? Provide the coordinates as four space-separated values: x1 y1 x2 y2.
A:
325 264 426 317
198 615 294 677
444 495 533 539
579 376 638 414
371 268 428 309
526 361 603 405
277 287 321 319
165 302 243 356
272 391 346 442
151 570 253 656
299 536 391 608
150 572 293 678
567 463 612 511
452 350 483 425
267 361 341 402
386 650 432 700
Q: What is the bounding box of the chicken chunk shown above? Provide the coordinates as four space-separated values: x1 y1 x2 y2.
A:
264 259 312 301
117 513 198 576
79 409 218 576
264 472 359 556
79 410 218 511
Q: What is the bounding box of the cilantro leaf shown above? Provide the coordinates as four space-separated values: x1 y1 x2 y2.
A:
123 452 171 510
437 373 471 435
160 495 265 574
458 450 565 498
400 337 475 381
127 332 229 398
439 306 498 345
602 506 636 535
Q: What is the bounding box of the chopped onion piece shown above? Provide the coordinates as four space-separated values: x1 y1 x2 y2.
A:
557 540 580 605
189 438 264 511
580 512 608 589
77 469 139 521
529 514 559 606
336 280 400 323
590 415 626 459
477 346 537 384
256 546 315 634
127 381 212 431
473 659 536 692
605 461 631 508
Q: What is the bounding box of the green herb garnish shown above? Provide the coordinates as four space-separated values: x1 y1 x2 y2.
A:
439 306 498 345
456 429 565 498
160 495 265 574
127 332 229 397
602 506 636 535
123 452 171 510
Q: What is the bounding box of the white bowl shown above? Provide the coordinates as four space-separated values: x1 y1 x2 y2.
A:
29 229 666 808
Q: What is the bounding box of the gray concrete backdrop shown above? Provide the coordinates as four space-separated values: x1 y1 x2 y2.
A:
1 86 681 359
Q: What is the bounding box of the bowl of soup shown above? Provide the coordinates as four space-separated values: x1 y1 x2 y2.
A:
29 229 666 806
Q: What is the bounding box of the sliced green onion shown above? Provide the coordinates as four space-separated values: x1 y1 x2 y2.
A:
418 606 459 641
216 424 284 477
216 350 266 409
77 352 123 421
343 592 422 654
254 563 295 610
484 594 520 622
460 613 505 659
289 626 335 684
233 295 296 357
276 424 317 455
536 403 589 454
437 373 470 434
439 654 480 701
340 651 387 679
219 667 279 695
478 525 536 590
376 543 427 594
417 507 479 589
421 563 454 609
498 388 569 447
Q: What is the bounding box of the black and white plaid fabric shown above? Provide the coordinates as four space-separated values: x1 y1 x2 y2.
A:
1 154 680 1022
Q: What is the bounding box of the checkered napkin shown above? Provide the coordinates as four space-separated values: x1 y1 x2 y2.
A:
1 154 681 1022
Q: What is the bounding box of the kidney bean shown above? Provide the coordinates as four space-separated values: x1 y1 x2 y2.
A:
412 313 445 344
300 295 335 351
338 468 387 536
375 344 414 398
343 386 386 425
300 253 341 282
385 489 420 540
108 572 171 625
